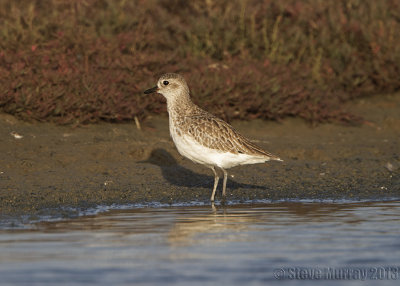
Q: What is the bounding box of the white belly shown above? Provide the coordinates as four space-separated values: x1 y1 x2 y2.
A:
171 132 268 169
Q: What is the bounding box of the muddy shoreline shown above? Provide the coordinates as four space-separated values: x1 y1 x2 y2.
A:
1 95 399 219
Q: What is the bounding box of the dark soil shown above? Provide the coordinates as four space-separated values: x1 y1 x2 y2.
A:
0 94 399 218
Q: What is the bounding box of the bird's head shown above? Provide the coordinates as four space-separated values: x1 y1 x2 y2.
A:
144 73 190 102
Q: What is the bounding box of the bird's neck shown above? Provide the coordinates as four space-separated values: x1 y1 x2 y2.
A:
166 92 196 118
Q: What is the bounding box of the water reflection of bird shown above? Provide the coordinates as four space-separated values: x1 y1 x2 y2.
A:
167 205 258 247
167 202 376 247
139 148 266 191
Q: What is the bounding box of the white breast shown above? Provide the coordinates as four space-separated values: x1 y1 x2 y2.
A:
170 130 268 169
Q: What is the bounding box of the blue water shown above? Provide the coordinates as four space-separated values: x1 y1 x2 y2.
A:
0 200 400 285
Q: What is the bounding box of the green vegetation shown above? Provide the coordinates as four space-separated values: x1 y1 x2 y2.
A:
0 0 399 124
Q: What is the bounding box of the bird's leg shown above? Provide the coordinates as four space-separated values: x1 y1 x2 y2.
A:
211 202 217 212
222 168 228 199
210 166 219 202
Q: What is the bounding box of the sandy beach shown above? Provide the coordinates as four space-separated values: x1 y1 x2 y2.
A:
0 94 399 218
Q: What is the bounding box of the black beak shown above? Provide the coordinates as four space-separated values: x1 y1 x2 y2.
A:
144 86 158 94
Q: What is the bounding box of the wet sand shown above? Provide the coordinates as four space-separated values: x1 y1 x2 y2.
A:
0 94 399 218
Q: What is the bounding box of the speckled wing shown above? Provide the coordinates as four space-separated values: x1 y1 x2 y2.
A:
183 114 281 160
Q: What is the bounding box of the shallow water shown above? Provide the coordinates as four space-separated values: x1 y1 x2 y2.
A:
1 201 400 285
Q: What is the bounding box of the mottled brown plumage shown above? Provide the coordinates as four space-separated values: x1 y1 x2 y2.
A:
144 73 282 202
173 107 279 159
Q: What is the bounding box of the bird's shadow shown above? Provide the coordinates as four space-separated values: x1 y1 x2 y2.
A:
138 148 265 190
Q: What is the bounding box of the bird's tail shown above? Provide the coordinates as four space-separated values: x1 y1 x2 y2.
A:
267 154 283 162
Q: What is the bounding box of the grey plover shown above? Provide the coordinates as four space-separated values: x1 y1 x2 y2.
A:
144 73 282 202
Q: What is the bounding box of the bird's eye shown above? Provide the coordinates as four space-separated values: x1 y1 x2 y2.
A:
163 80 169 86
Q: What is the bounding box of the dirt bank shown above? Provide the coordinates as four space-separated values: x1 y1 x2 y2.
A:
0 94 399 218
